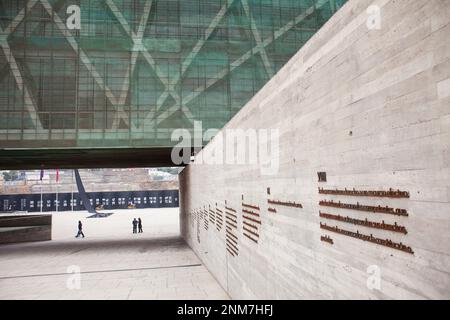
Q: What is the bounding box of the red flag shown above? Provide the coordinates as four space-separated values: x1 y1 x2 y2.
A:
56 169 60 183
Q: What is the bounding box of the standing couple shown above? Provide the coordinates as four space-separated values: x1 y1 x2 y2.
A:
132 218 143 234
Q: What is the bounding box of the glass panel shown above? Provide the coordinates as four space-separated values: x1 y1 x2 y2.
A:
0 0 347 148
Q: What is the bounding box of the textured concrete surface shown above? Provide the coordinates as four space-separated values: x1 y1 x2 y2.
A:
0 208 229 300
180 0 450 299
0 215 51 244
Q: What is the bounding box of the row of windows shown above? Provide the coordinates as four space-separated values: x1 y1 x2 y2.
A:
2 196 178 210
0 2 331 40
0 1 328 24
3 23 318 41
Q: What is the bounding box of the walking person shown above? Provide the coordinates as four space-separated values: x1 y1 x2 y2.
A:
138 218 143 233
75 220 85 238
132 218 138 234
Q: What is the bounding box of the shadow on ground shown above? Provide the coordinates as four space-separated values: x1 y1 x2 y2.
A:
0 235 186 256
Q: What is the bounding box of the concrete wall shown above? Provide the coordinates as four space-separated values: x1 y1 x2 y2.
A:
0 215 52 228
0 215 52 244
179 0 450 299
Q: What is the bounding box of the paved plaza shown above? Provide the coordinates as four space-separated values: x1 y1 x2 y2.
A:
0 208 229 300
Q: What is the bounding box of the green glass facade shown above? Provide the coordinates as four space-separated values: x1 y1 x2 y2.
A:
0 0 346 150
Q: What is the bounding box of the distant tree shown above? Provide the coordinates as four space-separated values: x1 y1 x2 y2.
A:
2 171 19 181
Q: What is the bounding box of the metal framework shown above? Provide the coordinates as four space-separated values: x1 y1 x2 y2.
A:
0 0 346 149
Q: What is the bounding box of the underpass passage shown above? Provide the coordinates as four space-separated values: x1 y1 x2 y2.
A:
0 208 229 300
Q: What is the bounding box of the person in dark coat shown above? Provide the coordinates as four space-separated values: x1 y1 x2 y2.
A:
132 218 138 234
138 218 143 233
75 221 85 238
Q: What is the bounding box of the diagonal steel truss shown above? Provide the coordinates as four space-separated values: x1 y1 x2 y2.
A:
0 0 42 130
0 0 333 135
182 0 330 107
